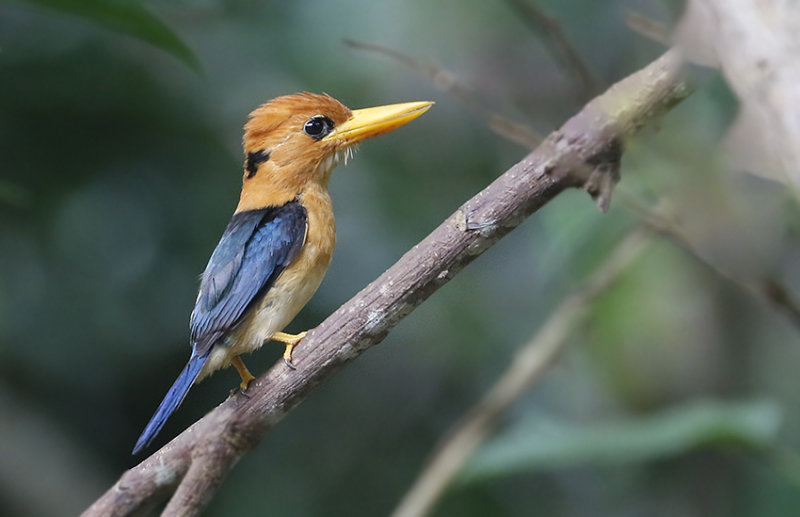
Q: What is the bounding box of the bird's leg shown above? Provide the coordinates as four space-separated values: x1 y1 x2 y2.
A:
231 356 256 390
271 331 307 370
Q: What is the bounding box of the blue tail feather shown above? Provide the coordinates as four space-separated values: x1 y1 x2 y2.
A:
132 349 211 455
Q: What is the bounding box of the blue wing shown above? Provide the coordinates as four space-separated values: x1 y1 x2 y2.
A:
190 202 307 352
133 202 307 454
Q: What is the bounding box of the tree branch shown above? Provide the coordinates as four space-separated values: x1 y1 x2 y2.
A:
82 49 690 517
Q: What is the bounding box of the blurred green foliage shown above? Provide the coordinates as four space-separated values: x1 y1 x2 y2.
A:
462 400 782 482
19 0 201 72
1 0 800 516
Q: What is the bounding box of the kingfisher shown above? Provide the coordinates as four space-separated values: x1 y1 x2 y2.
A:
133 93 432 454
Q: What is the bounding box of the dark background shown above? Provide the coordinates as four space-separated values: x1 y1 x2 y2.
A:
2 1 800 515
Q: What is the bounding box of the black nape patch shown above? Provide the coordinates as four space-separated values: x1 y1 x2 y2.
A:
246 149 271 178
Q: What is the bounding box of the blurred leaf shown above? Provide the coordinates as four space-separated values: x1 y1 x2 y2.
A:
460 400 781 484
20 0 201 73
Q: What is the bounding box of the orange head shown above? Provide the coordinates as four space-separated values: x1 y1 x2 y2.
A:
237 92 432 212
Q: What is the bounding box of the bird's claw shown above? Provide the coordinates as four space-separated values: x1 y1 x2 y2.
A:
273 330 305 370
231 356 256 391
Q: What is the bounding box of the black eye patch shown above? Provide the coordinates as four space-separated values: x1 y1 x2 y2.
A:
303 115 334 140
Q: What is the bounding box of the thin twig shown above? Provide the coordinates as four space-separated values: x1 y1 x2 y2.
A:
503 0 599 98
617 190 800 330
391 228 653 517
625 10 671 46
82 49 689 517
343 39 542 148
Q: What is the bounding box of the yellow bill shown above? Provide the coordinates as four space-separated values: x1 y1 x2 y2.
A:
323 100 434 146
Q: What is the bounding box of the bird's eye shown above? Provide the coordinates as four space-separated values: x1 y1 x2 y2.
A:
303 115 334 140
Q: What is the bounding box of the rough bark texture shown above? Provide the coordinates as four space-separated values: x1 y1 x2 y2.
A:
82 49 690 517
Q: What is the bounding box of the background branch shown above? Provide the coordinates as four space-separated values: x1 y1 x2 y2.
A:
391 228 653 517
343 39 543 148
618 191 800 330
82 49 690 517
625 10 670 46
503 0 599 98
